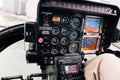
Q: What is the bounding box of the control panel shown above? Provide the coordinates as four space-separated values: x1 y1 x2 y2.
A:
36 12 84 66
23 0 120 80
25 0 120 70
37 12 83 56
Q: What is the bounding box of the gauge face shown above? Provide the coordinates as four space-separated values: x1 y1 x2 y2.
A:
61 27 69 35
52 27 60 35
51 47 59 54
70 17 81 28
51 37 59 45
61 37 68 45
70 31 79 40
69 43 78 53
62 17 69 24
60 47 68 54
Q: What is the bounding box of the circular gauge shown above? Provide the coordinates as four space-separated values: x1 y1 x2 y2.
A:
51 47 59 54
61 27 69 35
51 37 59 45
69 43 78 53
70 31 79 40
62 17 69 24
61 37 68 45
60 47 68 54
52 27 60 35
70 17 81 28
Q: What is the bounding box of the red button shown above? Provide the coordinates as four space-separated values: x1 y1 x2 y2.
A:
100 47 104 53
38 38 44 43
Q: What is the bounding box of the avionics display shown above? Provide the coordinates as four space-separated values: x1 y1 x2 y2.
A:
81 37 99 50
84 16 101 33
64 65 78 74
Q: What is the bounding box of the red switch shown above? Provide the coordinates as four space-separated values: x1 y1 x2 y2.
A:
45 16 49 21
38 38 44 43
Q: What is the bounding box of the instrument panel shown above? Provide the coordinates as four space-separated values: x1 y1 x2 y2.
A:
23 0 120 80
38 13 83 56
37 11 104 55
25 0 120 66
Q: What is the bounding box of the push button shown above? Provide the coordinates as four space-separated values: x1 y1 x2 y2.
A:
38 38 44 43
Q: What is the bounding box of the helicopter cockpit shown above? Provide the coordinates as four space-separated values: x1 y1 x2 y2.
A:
0 0 120 80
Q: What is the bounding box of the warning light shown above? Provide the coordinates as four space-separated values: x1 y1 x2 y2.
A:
52 16 60 22
38 38 44 43
45 16 49 21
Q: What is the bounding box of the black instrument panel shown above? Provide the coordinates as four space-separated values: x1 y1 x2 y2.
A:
24 0 120 65
36 0 119 60
37 12 83 56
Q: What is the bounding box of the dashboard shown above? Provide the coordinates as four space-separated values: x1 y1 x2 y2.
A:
25 0 120 67
23 0 120 80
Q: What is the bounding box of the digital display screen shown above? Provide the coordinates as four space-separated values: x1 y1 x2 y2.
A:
84 17 101 33
64 65 77 74
82 37 98 50
52 16 61 22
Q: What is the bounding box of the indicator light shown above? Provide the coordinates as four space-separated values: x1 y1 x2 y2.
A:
38 38 44 43
45 16 49 21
